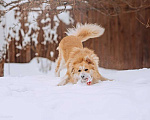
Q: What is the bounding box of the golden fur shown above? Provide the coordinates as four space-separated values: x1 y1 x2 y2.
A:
55 23 108 86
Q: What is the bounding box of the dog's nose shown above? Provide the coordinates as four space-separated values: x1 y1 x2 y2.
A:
81 75 85 79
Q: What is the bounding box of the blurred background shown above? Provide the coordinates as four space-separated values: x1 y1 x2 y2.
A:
0 0 150 77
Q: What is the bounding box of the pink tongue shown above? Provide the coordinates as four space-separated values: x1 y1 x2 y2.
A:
87 81 91 85
86 78 91 85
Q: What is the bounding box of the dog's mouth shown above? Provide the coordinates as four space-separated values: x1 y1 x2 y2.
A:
81 78 87 83
79 73 93 85
81 77 92 85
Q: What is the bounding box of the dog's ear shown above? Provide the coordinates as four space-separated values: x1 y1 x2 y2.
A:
71 68 74 74
85 56 94 65
68 62 74 74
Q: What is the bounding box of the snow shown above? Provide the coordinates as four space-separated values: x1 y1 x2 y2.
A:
57 5 72 10
58 11 74 25
0 24 5 49
0 4 6 50
4 57 53 76
0 58 150 120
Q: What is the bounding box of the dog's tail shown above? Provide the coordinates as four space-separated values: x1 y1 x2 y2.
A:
65 23 105 42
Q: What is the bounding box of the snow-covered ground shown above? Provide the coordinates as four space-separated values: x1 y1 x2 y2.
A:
0 58 150 120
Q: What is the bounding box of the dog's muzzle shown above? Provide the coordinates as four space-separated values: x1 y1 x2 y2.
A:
80 73 86 81
80 73 92 83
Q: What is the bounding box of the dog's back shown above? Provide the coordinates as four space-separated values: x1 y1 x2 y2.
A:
59 36 83 62
59 23 105 62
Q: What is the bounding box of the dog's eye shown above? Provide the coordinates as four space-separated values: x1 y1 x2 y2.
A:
78 70 81 72
85 69 88 71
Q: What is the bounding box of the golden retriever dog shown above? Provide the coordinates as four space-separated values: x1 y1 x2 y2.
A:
55 23 109 86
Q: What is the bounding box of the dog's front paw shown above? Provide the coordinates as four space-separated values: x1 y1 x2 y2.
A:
55 71 60 77
108 79 113 81
57 82 65 86
57 78 68 86
57 74 69 86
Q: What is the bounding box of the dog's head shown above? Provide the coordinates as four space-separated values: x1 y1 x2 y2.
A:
70 57 95 83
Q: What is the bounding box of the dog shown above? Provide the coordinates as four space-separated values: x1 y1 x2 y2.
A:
55 23 109 86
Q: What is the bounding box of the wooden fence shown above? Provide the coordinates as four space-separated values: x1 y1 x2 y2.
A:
4 1 150 70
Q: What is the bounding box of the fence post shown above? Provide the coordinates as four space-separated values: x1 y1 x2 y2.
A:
0 59 4 77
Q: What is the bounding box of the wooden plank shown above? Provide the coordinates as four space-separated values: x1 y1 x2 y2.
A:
26 45 31 62
83 2 94 50
10 39 15 63
99 14 109 68
108 16 119 69
94 3 100 65
0 59 4 77
142 8 150 68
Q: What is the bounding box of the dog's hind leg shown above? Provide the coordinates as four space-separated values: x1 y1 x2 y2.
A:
99 74 109 81
55 56 61 77
55 51 65 77
57 73 70 86
92 69 109 83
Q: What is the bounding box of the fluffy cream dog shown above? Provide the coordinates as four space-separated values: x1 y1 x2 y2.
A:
55 23 108 86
